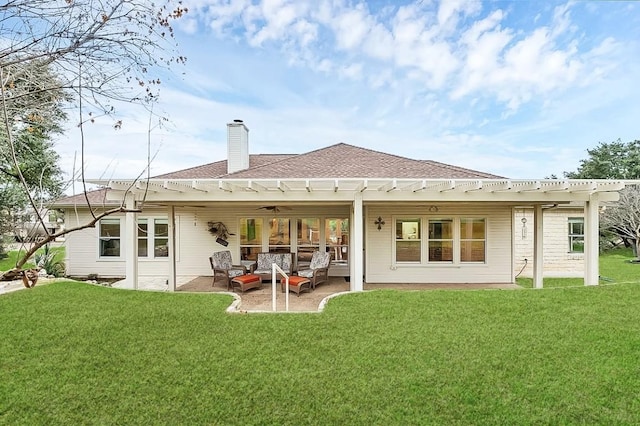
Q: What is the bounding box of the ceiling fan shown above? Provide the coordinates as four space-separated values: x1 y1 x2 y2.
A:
256 205 292 213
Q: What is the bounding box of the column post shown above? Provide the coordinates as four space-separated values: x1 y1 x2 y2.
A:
351 193 364 291
124 193 138 290
584 194 600 286
532 204 544 289
167 205 177 292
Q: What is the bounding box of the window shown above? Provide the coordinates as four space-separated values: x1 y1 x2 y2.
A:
99 218 120 257
240 218 263 261
428 219 453 262
135 218 169 258
297 218 320 269
326 218 349 265
268 218 290 253
138 219 148 257
568 217 584 253
396 219 421 262
460 218 485 262
154 219 169 257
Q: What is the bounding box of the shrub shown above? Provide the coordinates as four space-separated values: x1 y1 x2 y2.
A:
34 244 65 277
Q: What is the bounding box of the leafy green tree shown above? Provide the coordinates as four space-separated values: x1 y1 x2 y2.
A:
564 139 640 257
0 0 187 281
0 60 67 257
564 139 640 179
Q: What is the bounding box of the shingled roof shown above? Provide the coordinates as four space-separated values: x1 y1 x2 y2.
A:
55 142 503 206
154 154 295 179
159 143 503 180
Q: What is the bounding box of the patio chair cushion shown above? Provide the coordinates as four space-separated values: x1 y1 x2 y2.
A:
228 269 245 278
280 276 310 286
254 253 293 276
309 251 331 270
256 253 281 271
297 251 331 289
211 250 234 269
280 275 312 296
280 253 292 273
297 269 314 278
232 274 261 284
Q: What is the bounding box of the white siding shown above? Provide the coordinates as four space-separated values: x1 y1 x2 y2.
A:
513 208 584 278
65 205 351 278
365 205 513 284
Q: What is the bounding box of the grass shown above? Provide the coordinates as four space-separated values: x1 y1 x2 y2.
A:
517 247 639 288
1 248 639 424
0 246 65 272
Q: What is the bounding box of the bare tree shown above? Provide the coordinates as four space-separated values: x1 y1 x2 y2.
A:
0 0 187 282
601 186 640 261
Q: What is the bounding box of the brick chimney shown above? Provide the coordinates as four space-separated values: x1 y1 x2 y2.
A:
227 119 249 174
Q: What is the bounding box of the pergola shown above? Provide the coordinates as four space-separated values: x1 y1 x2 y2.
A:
90 178 628 291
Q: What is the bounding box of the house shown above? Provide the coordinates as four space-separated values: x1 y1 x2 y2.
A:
55 120 627 291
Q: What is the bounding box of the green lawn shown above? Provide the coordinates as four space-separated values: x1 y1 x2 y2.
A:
0 246 65 272
517 247 639 288
1 249 639 424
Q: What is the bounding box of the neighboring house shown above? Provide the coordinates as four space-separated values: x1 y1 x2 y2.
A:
54 120 627 290
9 208 64 242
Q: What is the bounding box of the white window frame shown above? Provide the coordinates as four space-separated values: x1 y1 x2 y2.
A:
568 217 585 254
395 217 422 263
99 218 121 259
391 216 488 266
459 218 486 263
137 217 169 260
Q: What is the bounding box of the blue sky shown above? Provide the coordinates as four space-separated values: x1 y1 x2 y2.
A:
57 0 640 188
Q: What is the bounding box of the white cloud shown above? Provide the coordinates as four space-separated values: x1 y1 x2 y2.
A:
331 5 372 51
53 0 640 190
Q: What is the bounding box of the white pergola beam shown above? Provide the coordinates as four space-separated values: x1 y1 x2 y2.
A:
276 180 287 192
412 180 428 193
191 180 210 192
218 181 233 192
596 181 625 192
245 180 268 192
486 180 513 192
108 180 132 191
379 179 397 193
135 181 161 192
542 180 569 192
162 181 186 192
461 180 483 192
93 178 629 200
514 181 541 192
438 180 456 192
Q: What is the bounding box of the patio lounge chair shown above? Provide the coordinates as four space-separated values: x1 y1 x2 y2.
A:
209 250 248 290
253 252 293 281
296 250 331 289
